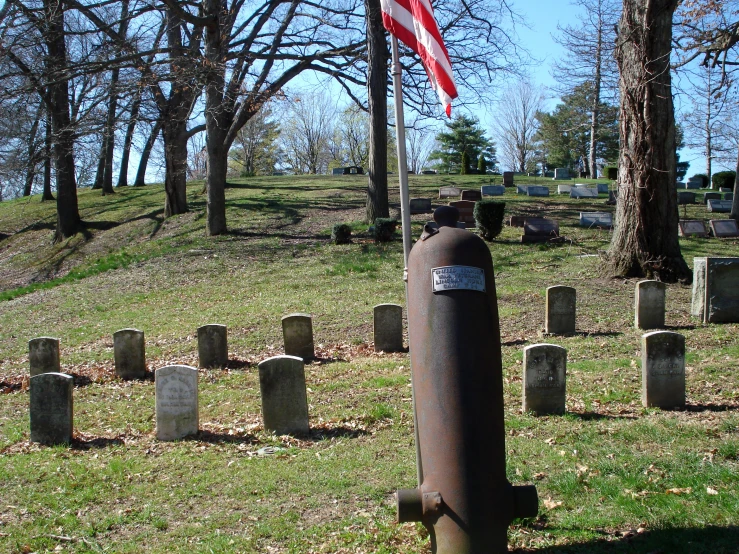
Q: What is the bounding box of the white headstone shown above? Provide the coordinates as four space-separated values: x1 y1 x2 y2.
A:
570 187 599 198
523 344 567 415
282 314 314 360
527 186 550 197
635 280 666 330
579 212 613 228
557 184 572 194
156 365 199 440
29 337 61 376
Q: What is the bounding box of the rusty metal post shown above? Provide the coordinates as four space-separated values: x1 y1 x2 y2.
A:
397 206 537 553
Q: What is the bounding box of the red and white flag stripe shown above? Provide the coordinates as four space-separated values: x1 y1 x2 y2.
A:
380 0 458 117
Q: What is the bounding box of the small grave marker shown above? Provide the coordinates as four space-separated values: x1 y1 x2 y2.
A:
282 314 314 360
508 216 526 228
678 220 707 237
570 187 598 198
554 168 570 180
557 184 572 194
641 331 685 409
258 355 310 435
197 324 228 369
675 181 686 189
725 192 733 201
545 286 576 334
710 219 739 238
579 212 613 228
449 200 476 226
596 183 609 194
461 190 482 201
410 198 432 214
156 365 198 440
686 178 702 190
29 337 61 376
677 191 696 205
635 280 666 330
481 185 505 197
113 328 146 379
526 186 550 197
374 304 403 352
439 187 461 199
30 373 73 445
719 187 732 193
523 344 567 415
503 172 514 186
522 218 560 243
516 185 529 195
703 192 722 204
707 199 732 213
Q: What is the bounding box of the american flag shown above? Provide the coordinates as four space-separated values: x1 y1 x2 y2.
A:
380 0 458 117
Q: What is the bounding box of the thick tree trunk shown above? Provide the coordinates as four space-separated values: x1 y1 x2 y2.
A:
134 120 162 187
117 93 141 187
162 119 189 216
42 117 54 201
364 0 389 223
44 0 80 241
607 0 689 282
203 0 229 236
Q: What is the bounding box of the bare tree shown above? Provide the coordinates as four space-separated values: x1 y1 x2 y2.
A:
551 0 620 178
405 122 435 174
495 82 543 172
607 0 689 281
340 104 370 168
280 93 335 175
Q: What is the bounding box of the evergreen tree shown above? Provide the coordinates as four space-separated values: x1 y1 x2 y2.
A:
429 115 495 173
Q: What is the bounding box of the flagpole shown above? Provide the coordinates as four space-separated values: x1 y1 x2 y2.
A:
390 35 422 487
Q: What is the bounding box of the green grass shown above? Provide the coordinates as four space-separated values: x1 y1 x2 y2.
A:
1 175 739 552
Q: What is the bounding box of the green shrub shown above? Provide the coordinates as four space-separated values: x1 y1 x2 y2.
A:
692 173 709 187
331 223 352 244
712 171 736 190
373 218 397 242
461 151 470 175
474 200 506 241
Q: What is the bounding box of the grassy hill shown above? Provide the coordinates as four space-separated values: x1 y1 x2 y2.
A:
1 176 738 553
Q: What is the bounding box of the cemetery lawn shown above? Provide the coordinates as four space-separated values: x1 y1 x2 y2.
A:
1 175 739 553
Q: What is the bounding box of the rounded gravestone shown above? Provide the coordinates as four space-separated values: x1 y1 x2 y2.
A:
635 280 666 330
523 344 567 416
197 324 228 368
113 328 146 379
374 304 403 352
281 314 314 361
30 372 73 445
258 355 309 435
641 331 685 409
545 286 576 335
28 337 61 376
155 365 199 440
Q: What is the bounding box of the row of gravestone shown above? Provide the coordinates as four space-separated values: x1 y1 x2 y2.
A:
523 331 685 415
544 281 668 335
27 305 405 379
679 219 739 238
509 214 613 244
678 191 733 206
28 355 313 445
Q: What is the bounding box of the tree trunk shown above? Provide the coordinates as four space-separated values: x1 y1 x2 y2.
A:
588 23 602 179
730 149 739 223
607 0 689 282
162 119 189 216
42 116 54 201
92 137 106 190
23 108 41 196
117 92 141 187
44 0 80 241
134 120 162 187
364 0 389 223
203 0 228 236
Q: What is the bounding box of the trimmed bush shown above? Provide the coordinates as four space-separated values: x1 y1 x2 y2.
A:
373 218 398 242
474 200 506 241
331 223 352 244
692 173 709 188
712 171 736 190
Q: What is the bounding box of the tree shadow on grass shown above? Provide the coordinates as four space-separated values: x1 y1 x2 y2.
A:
71 436 126 450
193 430 259 445
566 411 637 421
684 402 739 412
512 525 739 553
